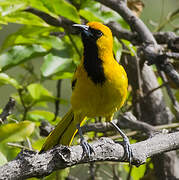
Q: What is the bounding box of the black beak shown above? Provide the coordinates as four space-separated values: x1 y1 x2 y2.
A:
72 24 89 32
72 24 93 38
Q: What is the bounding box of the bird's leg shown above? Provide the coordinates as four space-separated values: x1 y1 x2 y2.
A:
110 121 133 164
77 124 94 157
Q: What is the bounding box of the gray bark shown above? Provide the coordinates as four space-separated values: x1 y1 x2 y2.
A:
0 132 179 180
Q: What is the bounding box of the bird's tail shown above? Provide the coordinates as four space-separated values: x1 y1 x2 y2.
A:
40 109 85 153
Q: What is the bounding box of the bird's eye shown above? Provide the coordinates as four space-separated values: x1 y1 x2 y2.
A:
90 28 103 38
95 30 103 37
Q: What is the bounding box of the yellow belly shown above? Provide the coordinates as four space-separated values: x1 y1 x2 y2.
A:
71 60 128 118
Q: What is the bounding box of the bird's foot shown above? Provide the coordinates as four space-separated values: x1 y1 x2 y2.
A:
110 121 133 164
118 137 133 164
80 137 94 157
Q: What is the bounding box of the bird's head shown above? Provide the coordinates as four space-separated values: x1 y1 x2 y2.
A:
73 22 113 53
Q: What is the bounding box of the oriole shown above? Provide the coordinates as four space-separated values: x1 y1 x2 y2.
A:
40 22 132 162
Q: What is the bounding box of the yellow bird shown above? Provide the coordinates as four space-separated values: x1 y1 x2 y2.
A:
40 22 132 162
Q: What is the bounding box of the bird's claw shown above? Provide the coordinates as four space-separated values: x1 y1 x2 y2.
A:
80 138 94 157
120 137 133 164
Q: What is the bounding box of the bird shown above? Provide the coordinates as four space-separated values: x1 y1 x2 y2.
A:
40 22 132 162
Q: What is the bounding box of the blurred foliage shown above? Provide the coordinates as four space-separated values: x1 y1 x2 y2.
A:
0 0 178 180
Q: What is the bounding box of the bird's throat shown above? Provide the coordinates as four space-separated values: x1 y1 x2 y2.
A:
83 40 106 85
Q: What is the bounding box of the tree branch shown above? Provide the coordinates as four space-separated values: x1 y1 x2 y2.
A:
96 0 179 87
0 97 15 123
165 52 179 60
107 21 179 50
0 132 179 179
24 6 179 87
24 7 74 32
39 112 156 137
24 7 179 49
82 112 156 136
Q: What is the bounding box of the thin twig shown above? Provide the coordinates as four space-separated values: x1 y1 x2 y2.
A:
18 89 28 121
26 137 32 150
0 97 15 124
135 56 143 120
110 122 179 140
7 143 31 150
68 33 81 59
155 8 179 32
89 163 96 180
126 165 132 180
166 52 179 60
144 82 168 98
112 164 119 180
99 167 113 178
158 70 179 118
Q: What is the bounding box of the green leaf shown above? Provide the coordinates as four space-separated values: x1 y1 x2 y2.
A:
0 45 47 71
3 11 49 26
25 0 59 19
26 0 80 23
1 27 65 51
0 0 25 6
0 142 20 163
79 0 122 23
51 0 80 23
0 151 7 166
121 39 137 56
32 137 45 151
1 25 62 51
12 92 48 108
0 73 21 89
41 49 76 77
113 37 122 62
124 163 146 180
52 72 74 80
27 83 56 102
27 110 60 123
0 121 35 143
79 1 102 22
0 3 27 17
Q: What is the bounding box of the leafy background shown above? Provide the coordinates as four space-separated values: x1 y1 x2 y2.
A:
0 0 178 179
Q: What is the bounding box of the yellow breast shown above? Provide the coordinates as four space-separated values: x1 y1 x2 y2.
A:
71 58 128 118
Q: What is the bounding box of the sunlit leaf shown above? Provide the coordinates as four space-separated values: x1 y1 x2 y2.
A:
0 151 7 166
113 37 122 62
1 25 63 51
121 39 137 56
124 163 146 180
0 3 27 17
25 0 59 19
52 72 74 80
3 11 49 26
51 0 80 23
0 0 24 6
0 141 21 164
27 110 61 123
41 49 76 77
27 83 56 102
0 73 21 89
2 30 65 51
0 45 47 71
0 121 35 143
79 0 122 23
26 0 80 23
32 137 45 151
